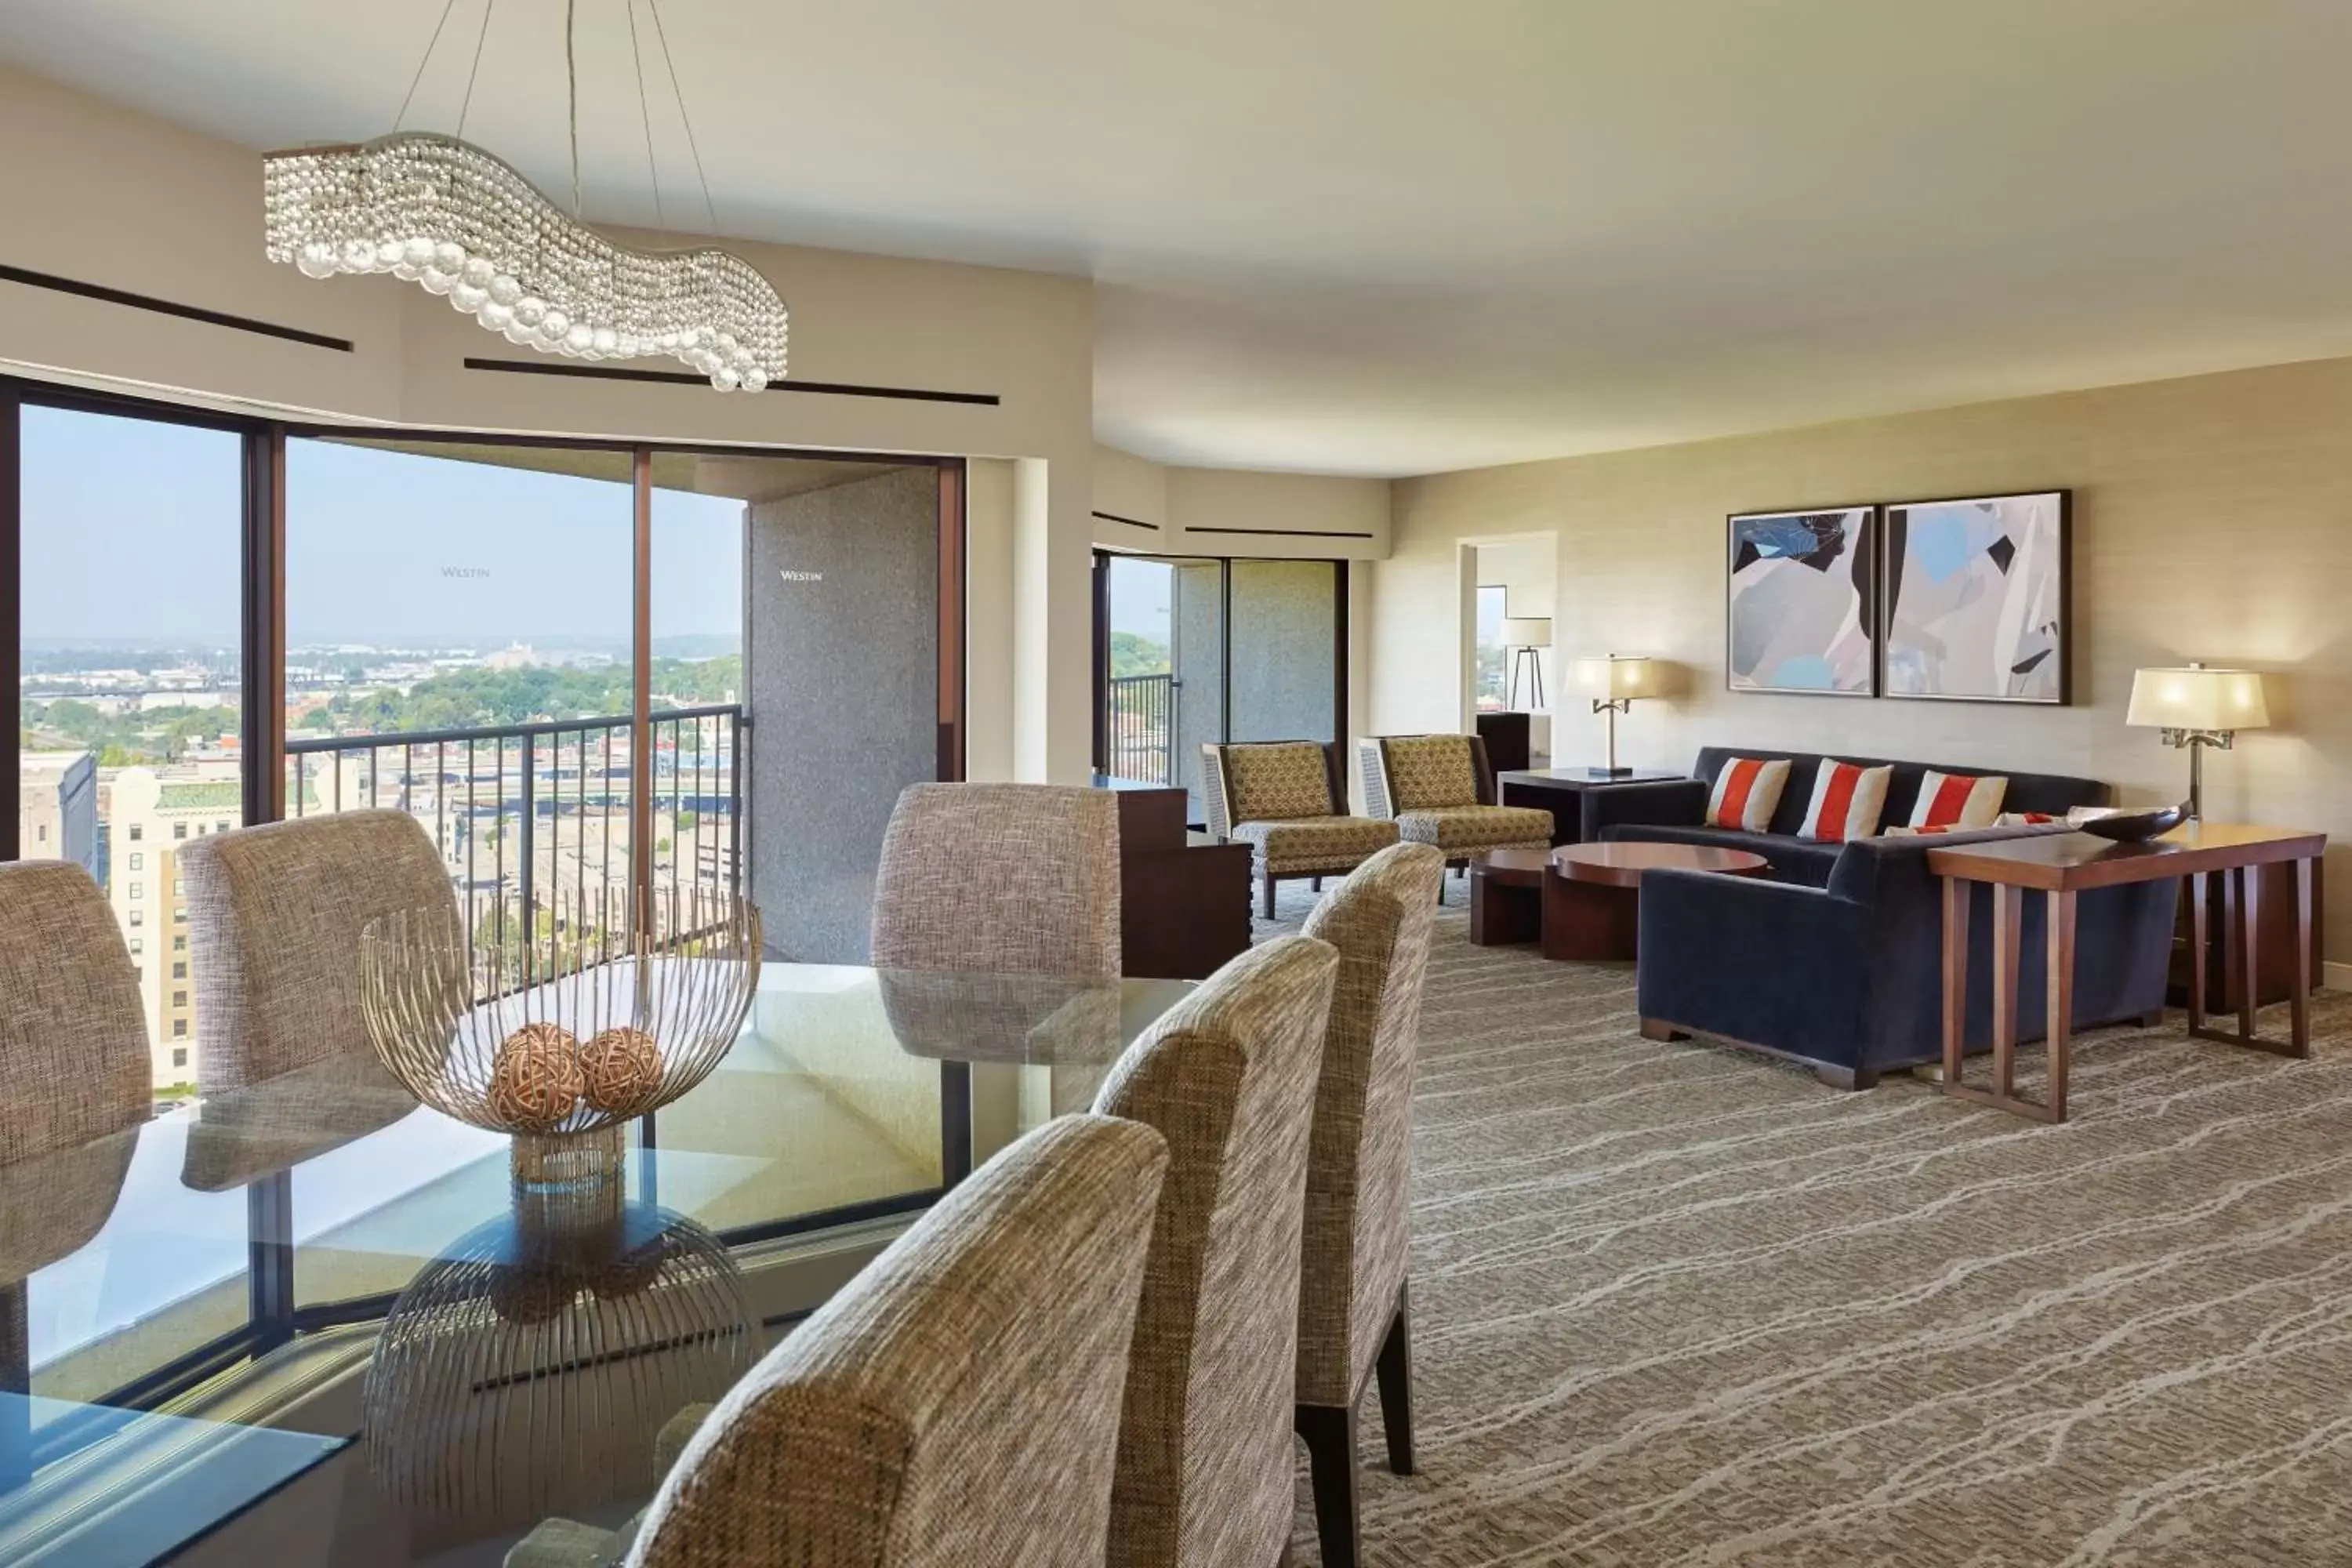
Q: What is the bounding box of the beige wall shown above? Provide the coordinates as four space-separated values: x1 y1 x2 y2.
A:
1376 354 2352 964
0 60 1097 781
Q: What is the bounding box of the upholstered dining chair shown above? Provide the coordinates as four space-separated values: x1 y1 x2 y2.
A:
1357 733 1552 898
871 782 1122 977
181 808 462 1094
0 862 151 1287
1203 740 1400 920
1292 842 1445 1568
510 1112 1171 1568
1091 935 1341 1568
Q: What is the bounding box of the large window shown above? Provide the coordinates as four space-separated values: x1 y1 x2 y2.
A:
2 381 969 1412
1092 552 1345 822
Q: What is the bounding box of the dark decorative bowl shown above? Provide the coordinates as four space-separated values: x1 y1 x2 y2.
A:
2076 804 2190 844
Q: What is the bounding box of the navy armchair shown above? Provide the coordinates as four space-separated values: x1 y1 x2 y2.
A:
1635 826 2176 1089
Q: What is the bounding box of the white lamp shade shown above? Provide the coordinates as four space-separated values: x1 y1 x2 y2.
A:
2125 666 2270 731
1573 655 1653 701
1500 617 1552 648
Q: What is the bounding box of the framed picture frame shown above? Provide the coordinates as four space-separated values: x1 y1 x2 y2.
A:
1725 504 1879 696
1879 489 2070 705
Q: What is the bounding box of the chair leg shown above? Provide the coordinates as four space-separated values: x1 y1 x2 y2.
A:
1295 1403 1361 1568
1374 1283 1415 1476
1262 872 1278 920
1312 875 1323 891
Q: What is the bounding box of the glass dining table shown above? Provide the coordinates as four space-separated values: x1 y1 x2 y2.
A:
0 963 1193 1567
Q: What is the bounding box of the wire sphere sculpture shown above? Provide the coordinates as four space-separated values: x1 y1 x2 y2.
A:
361 884 761 1138
362 1189 760 1533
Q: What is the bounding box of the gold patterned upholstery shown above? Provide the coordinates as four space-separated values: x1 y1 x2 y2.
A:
1359 735 1553 859
1221 742 1337 823
1381 735 1482 811
1397 805 1555 855
1206 742 1400 913
1229 816 1400 877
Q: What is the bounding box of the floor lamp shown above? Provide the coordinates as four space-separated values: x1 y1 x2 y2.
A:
1502 618 1552 710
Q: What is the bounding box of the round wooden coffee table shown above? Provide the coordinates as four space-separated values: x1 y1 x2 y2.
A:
1468 848 1550 946
1542 842 1769 962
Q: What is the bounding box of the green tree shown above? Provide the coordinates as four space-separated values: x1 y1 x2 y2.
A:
1110 632 1171 677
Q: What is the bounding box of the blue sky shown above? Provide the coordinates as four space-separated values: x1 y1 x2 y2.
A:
20 405 743 648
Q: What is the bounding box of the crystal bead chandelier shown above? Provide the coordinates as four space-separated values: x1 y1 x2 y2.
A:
263 1 786 392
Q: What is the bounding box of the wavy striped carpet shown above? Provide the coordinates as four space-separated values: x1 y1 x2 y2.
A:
1269 887 2352 1566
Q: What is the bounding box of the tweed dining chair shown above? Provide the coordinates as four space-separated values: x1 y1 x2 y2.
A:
1292 842 1445 1568
1092 935 1341 1568
511 1112 1170 1568
870 782 1122 977
0 862 151 1284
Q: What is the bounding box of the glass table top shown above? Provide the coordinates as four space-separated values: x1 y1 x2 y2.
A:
0 1392 348 1568
2 962 1193 1565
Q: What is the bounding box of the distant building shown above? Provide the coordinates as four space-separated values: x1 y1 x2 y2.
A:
104 764 242 1088
17 749 100 877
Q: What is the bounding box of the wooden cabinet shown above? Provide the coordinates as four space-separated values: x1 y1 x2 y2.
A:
1102 783 1254 980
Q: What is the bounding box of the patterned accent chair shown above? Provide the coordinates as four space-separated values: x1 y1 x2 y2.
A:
512 1113 1171 1568
1294 843 1444 1568
1093 935 1341 1568
178 811 458 1185
872 782 1122 978
1358 733 1552 895
0 862 151 1287
1203 740 1399 920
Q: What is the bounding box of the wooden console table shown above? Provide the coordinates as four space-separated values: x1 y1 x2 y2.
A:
1927 824 2325 1123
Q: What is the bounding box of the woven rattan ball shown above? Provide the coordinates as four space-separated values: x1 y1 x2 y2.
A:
487 1262 578 1326
488 1023 584 1132
578 1026 663 1116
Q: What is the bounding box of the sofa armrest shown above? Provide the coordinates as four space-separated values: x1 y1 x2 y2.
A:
1584 778 1708 839
1635 869 1872 1066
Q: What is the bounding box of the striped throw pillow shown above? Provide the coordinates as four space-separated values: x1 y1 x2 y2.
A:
1798 760 1893 842
1910 769 2008 829
1704 757 1791 832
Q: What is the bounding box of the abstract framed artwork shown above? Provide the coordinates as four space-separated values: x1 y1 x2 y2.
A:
1881 489 2070 704
1725 505 1878 696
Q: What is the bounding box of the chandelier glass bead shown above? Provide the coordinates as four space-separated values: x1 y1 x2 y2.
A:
264 132 786 391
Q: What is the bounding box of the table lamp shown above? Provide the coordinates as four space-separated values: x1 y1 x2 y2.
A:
2125 662 2269 821
1502 618 1552 710
1572 655 1654 777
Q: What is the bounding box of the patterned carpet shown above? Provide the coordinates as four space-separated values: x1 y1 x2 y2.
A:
1266 884 2352 1566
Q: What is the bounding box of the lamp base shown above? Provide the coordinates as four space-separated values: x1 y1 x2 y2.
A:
1579 766 1636 779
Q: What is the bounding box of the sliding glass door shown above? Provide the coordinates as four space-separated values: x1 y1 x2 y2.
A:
1094 552 1346 822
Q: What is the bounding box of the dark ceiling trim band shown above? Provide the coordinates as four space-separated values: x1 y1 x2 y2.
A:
0 263 354 353
1182 524 1376 539
1091 509 1160 531
463 357 1000 406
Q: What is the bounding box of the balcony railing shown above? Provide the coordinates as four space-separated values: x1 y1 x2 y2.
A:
1104 673 1174 786
284 705 742 968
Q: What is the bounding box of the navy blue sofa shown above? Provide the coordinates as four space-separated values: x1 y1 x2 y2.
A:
1633 824 2177 1088
1589 746 2112 886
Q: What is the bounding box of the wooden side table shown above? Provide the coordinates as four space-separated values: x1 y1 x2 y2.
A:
1496 768 1691 846
1469 848 1548 946
1544 842 1769 961
1927 823 2325 1123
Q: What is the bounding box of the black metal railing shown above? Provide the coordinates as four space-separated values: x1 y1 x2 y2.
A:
284 705 742 967
1104 673 1174 786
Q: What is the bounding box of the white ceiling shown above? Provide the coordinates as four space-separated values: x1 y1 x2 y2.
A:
6 1 2352 477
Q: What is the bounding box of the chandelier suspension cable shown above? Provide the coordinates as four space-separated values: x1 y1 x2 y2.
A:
646 0 720 234
392 0 465 132
626 0 666 233
455 0 498 142
565 0 582 220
